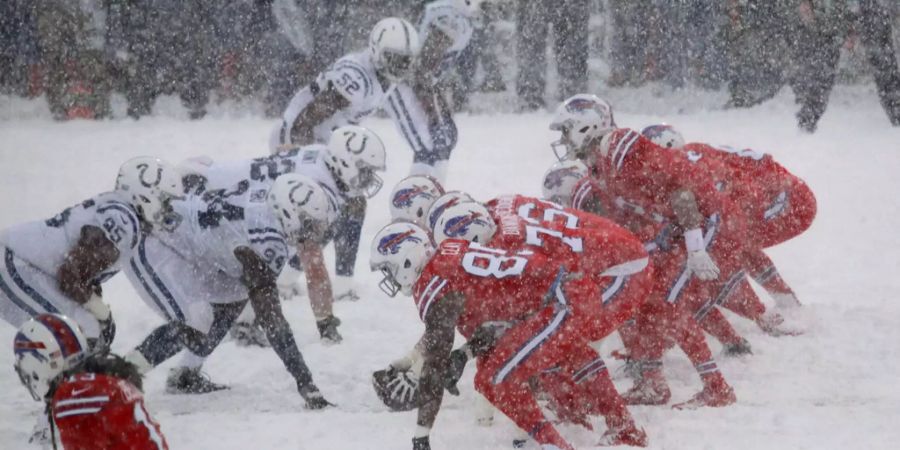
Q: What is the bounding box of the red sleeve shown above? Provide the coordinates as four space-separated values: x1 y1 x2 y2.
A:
53 374 169 450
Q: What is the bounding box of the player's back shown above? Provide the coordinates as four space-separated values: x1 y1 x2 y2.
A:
414 239 561 337
594 128 722 220
0 192 140 278
486 194 648 281
52 373 167 450
157 183 289 279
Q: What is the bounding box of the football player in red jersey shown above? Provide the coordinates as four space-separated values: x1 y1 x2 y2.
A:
642 124 815 312
386 183 654 433
13 313 168 449
370 215 649 450
549 94 741 409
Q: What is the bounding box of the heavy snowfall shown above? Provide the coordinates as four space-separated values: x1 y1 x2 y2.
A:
2 1 900 449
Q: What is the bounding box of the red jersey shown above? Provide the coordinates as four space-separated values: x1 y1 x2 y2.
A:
413 239 562 337
682 143 795 221
52 373 168 450
484 194 648 280
589 128 724 223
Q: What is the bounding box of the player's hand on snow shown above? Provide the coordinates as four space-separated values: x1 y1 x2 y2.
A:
686 250 720 281
412 436 431 450
298 384 334 410
443 349 469 396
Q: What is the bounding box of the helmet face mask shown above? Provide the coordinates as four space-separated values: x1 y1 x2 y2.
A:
369 18 420 84
370 222 434 297
352 165 384 198
381 51 414 82
267 174 336 245
116 157 185 226
549 94 615 162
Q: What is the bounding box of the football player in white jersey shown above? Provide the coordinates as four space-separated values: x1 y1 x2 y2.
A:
0 157 181 351
270 17 413 304
179 125 385 343
384 0 482 183
122 174 335 407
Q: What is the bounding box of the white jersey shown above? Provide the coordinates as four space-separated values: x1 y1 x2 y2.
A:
155 183 290 280
178 145 344 211
0 192 140 280
420 0 474 80
274 51 390 149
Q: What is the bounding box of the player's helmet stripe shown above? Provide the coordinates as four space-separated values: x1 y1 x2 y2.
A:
37 314 82 358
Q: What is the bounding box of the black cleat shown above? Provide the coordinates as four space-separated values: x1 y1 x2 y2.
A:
723 339 753 357
165 367 229 394
316 315 342 344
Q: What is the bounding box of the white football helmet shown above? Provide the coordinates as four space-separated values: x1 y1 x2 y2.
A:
370 222 434 297
549 94 616 161
326 125 387 198
425 191 474 233
14 314 89 401
542 160 589 205
454 0 487 17
641 124 685 149
433 201 497 245
369 17 420 83
268 174 337 243
116 156 184 225
389 175 445 226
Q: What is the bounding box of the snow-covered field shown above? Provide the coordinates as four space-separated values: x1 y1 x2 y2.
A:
1 86 899 449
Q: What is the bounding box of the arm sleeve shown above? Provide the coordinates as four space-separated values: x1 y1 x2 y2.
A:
235 246 316 388
58 226 122 303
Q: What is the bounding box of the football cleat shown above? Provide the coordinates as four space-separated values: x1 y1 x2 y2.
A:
722 338 753 357
316 316 343 344
672 380 735 410
165 367 229 394
622 377 671 406
597 425 648 447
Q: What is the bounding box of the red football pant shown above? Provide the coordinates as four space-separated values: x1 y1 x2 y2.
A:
475 305 582 450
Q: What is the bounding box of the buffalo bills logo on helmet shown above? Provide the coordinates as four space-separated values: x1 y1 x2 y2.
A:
641 124 672 139
565 98 598 113
543 167 580 190
443 212 490 238
13 333 48 362
377 230 423 255
392 186 432 209
428 198 461 230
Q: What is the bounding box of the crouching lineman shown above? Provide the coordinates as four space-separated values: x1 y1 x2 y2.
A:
122 174 334 407
640 124 815 313
14 313 168 449
177 124 387 348
271 18 417 302
0 156 181 351
549 94 738 408
369 208 651 449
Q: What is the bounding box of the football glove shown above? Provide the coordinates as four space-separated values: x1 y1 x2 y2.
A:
298 384 334 410
443 348 469 396
372 367 420 411
412 436 431 450
686 250 720 281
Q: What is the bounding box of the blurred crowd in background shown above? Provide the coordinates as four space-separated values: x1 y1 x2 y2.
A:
1 1 898 131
